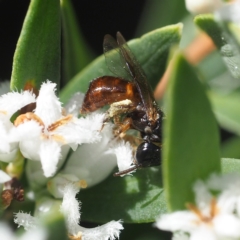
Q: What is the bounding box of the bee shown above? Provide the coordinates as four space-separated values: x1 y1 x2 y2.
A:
81 32 163 176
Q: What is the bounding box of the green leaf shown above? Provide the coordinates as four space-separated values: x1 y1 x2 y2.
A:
10 0 61 91
221 136 240 159
61 0 94 84
222 158 240 174
60 24 182 104
80 167 167 223
209 90 240 135
194 14 240 79
163 54 221 211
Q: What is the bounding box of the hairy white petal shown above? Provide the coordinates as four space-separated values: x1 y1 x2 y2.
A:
111 140 135 176
0 170 11 183
77 112 105 132
11 120 42 142
14 212 37 231
155 211 197 233
35 81 62 126
39 140 61 177
0 120 11 153
53 119 101 145
65 92 85 116
0 90 36 117
59 183 81 235
78 220 123 240
17 122 43 160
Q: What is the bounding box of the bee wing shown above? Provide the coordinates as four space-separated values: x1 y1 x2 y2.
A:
116 32 158 122
103 34 133 81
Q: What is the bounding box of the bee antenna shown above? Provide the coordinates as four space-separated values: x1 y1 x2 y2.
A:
113 165 139 177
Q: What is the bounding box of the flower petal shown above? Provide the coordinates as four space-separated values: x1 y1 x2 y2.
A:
59 183 81 235
0 170 11 183
0 90 36 117
63 125 116 187
34 81 62 126
214 213 240 238
155 211 197 233
39 140 61 177
110 140 135 176
14 212 37 231
77 220 123 240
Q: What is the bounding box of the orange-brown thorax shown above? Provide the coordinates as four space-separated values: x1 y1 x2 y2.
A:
81 76 141 113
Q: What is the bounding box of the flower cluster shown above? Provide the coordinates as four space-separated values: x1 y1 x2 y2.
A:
0 81 135 180
155 173 240 240
0 81 135 239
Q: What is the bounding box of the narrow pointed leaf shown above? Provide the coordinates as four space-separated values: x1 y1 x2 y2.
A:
60 24 182 104
194 14 240 79
61 0 94 84
163 54 221 211
10 0 61 91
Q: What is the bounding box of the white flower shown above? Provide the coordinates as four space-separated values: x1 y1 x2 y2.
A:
62 124 116 187
0 221 47 240
207 173 240 217
61 122 136 187
155 176 240 240
12 81 103 177
215 0 240 25
0 89 35 162
185 0 223 14
14 183 123 240
59 183 123 239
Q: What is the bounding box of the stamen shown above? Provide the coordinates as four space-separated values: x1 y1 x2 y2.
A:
47 115 73 131
210 198 219 218
68 232 82 240
186 203 203 219
76 180 87 189
186 198 218 224
14 112 44 127
41 134 66 144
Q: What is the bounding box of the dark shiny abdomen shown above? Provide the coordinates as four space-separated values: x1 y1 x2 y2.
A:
81 76 140 113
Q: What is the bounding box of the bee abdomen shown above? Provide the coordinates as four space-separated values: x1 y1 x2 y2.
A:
81 76 140 113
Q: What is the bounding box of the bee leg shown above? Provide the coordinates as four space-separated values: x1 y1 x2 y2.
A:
113 117 132 136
